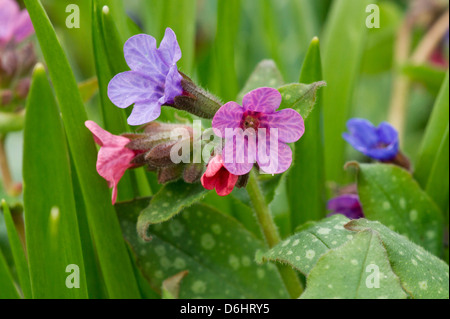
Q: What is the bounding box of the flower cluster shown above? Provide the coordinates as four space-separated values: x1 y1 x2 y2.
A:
87 28 306 202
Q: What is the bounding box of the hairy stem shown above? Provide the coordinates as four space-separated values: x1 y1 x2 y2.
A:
247 169 304 298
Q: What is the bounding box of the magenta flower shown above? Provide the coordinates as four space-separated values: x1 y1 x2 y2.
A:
85 121 136 205
0 0 34 46
327 194 364 220
212 87 305 175
201 155 238 196
343 118 399 161
108 28 183 126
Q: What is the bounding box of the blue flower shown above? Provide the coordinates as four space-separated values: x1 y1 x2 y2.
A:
108 28 183 126
343 118 399 161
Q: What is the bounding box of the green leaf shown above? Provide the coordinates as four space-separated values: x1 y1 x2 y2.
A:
117 199 290 298
287 37 326 230
347 219 449 299
258 215 354 276
137 180 209 240
0 111 24 134
424 125 449 214
237 60 285 103
402 63 447 96
23 64 87 298
278 81 326 120
415 72 449 213
78 77 98 103
353 163 443 256
92 1 149 202
24 0 141 298
322 0 373 183
360 2 401 74
1 201 31 299
211 0 241 101
0 248 19 299
300 230 407 299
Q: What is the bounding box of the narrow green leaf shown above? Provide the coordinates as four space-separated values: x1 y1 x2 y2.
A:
354 163 443 256
287 37 326 230
78 77 98 103
1 201 31 299
212 0 241 101
258 215 354 275
91 1 144 202
402 64 447 96
424 125 449 214
0 112 24 134
347 219 449 299
322 0 373 183
118 199 290 298
24 0 140 298
237 60 285 103
0 248 19 299
161 0 197 74
278 81 326 119
415 72 449 211
300 230 407 299
137 180 209 240
23 64 87 298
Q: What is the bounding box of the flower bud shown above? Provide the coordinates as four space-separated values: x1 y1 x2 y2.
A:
171 74 222 119
157 165 184 184
183 162 205 183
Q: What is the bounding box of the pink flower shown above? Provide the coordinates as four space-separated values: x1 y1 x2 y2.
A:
201 155 238 196
0 0 34 46
212 87 305 175
85 121 135 205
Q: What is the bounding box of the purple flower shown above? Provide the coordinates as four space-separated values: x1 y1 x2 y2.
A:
343 118 399 161
327 194 364 219
0 0 34 46
108 28 183 126
212 87 305 175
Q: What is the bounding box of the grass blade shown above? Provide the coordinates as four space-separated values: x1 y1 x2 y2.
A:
23 64 88 298
1 201 31 298
287 37 326 230
322 0 373 184
414 72 449 188
24 0 141 298
0 247 19 298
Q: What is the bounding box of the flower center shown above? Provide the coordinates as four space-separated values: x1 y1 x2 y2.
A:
241 112 260 131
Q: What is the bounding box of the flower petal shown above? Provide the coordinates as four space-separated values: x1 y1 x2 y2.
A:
161 65 183 104
242 87 281 113
85 120 130 148
214 168 238 196
13 10 34 43
107 71 163 109
212 101 243 138
377 122 398 145
261 108 305 143
158 28 182 66
257 138 292 174
204 155 224 178
0 0 19 44
344 118 379 149
222 138 255 176
126 101 162 126
201 174 217 190
123 34 167 76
